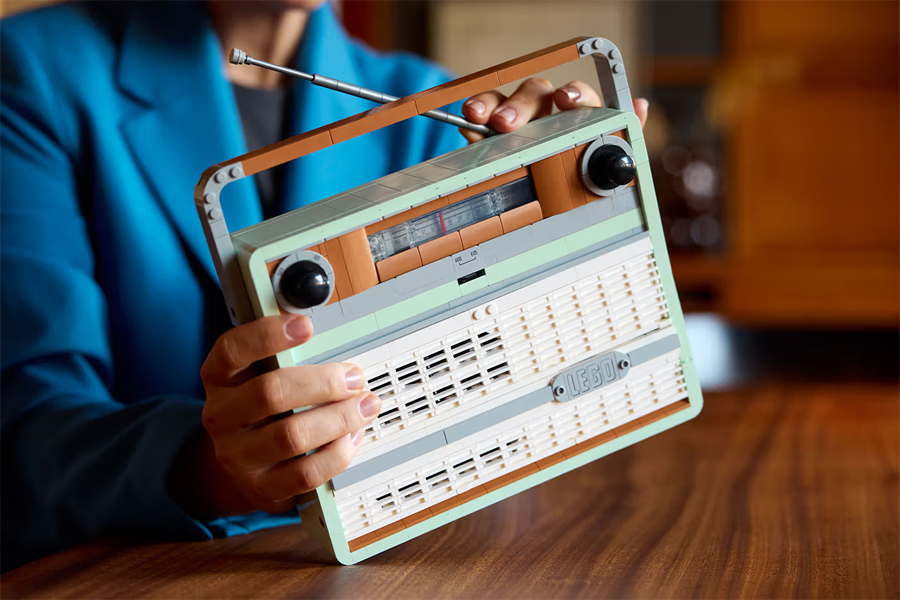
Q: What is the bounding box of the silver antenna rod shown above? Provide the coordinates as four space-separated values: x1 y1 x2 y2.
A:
230 48 494 137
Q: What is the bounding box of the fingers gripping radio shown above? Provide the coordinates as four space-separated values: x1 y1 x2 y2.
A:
195 37 702 564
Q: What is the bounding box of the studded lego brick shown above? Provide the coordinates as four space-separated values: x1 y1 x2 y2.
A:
536 452 568 470
482 474 513 493
418 232 464 266
508 463 540 482
373 519 406 541
499 201 543 234
429 497 461 516
460 216 503 249
376 247 423 282
456 485 488 504
347 532 378 552
402 508 434 528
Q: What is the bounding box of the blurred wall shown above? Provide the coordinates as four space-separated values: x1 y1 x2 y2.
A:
718 1 899 327
430 1 641 99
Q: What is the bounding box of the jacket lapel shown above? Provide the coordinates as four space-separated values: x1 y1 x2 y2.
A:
282 3 388 212
117 2 261 282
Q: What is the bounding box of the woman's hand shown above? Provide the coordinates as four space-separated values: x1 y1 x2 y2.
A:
459 79 649 143
171 314 381 519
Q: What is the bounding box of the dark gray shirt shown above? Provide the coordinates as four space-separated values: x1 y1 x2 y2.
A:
232 83 289 219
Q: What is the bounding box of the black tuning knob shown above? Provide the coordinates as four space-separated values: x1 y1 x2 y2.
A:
587 145 636 190
280 261 331 309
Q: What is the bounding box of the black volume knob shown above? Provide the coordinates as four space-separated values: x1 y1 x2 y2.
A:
280 261 330 309
587 145 636 190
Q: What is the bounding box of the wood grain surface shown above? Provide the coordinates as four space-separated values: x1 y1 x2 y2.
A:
2 386 897 599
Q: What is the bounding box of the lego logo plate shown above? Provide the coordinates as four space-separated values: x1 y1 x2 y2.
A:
551 351 631 402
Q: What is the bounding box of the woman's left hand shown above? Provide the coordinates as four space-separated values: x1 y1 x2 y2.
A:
459 79 648 143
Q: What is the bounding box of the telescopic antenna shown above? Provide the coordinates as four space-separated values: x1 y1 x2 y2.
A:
229 48 494 137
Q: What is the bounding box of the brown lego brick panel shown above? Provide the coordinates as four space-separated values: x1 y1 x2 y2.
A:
204 40 588 192
497 43 581 86
402 39 582 115
419 232 463 266
616 419 643 437
445 167 529 206
376 247 422 282
350 401 690 551
414 72 501 115
574 143 603 203
483 474 513 493
429 496 460 516
322 238 352 302
508 463 539 482
499 201 543 234
402 508 434 528
330 99 420 144
338 228 379 295
560 148 588 208
665 399 691 416
374 519 405 540
347 532 378 553
243 129 333 176
266 256 287 278
460 216 503 249
531 153 574 217
536 452 567 470
456 485 488 504
366 197 449 236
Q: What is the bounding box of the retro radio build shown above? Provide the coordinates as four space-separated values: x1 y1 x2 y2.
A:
195 38 703 564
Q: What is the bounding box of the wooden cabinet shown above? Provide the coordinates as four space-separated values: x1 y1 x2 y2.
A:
721 0 899 326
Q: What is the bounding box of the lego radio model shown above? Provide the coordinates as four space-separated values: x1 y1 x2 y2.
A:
195 38 703 564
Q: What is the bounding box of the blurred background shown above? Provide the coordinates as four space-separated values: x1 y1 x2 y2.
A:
340 0 900 390
3 0 898 390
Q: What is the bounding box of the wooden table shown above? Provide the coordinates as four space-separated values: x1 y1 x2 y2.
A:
3 386 897 599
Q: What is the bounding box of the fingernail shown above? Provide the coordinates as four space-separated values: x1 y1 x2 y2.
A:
465 99 486 116
561 85 581 102
285 317 312 341
636 97 649 111
495 107 517 124
359 393 381 419
345 368 364 390
351 430 363 447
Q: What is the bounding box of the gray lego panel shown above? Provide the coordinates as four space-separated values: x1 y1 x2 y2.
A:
380 172 430 193
479 225 538 265
404 163 459 183
443 387 553 444
450 247 490 278
309 302 347 334
338 279 403 322
349 184 397 203
394 257 457 296
313 230 649 365
331 431 447 491
326 194 373 214
626 334 680 366
550 351 630 403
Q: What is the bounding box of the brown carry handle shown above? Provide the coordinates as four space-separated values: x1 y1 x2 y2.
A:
195 36 635 326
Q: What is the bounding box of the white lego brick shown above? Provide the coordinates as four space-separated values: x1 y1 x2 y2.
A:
350 344 393 372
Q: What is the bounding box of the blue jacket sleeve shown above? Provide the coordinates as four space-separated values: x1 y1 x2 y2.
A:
0 26 254 569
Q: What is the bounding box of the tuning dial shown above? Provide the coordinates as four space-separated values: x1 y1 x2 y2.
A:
279 261 331 309
586 145 636 190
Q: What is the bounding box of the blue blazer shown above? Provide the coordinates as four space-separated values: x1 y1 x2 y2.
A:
0 0 464 567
